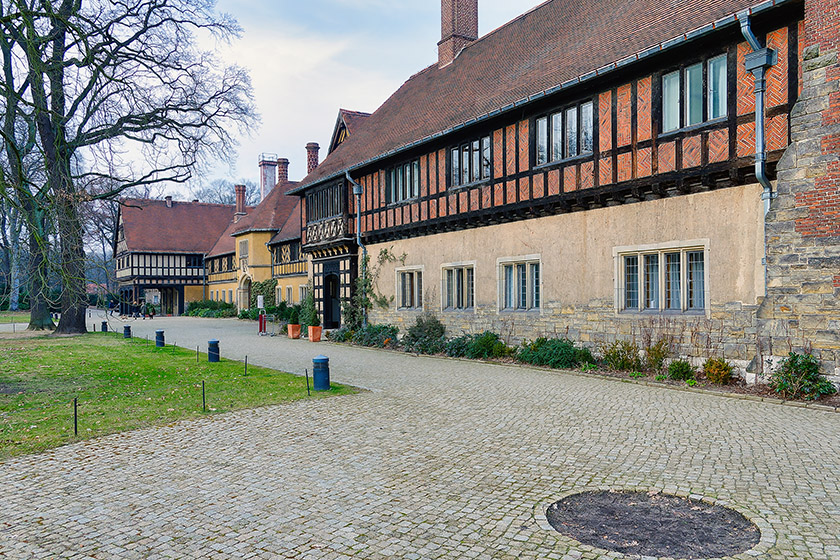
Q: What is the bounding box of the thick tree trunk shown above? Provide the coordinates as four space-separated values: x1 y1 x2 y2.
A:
55 194 88 334
27 224 54 331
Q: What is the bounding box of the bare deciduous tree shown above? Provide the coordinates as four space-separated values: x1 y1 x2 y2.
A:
0 0 257 333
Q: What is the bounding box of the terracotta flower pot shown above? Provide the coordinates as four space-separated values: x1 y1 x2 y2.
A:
308 326 322 342
287 324 301 339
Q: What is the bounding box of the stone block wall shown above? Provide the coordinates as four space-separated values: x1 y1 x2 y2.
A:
760 0 840 381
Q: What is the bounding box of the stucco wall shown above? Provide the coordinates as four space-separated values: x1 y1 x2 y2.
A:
367 184 765 369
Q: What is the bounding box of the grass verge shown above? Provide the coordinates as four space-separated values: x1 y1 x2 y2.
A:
0 311 30 325
0 332 355 459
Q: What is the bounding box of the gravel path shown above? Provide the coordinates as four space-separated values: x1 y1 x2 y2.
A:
1 315 838 559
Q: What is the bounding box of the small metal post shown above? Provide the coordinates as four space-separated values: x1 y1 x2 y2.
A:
202 381 206 412
73 398 78 436
196 346 199 364
245 355 248 376
305 368 310 397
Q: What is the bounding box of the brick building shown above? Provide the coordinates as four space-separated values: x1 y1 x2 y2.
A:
291 0 839 379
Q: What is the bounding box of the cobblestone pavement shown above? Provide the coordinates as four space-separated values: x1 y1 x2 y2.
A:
1 316 839 559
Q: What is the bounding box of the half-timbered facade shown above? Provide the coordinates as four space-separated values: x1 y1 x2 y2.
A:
114 197 239 315
292 0 840 378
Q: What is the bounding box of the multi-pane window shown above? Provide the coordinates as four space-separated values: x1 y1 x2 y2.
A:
621 247 706 312
535 101 594 166
500 259 540 311
286 286 293 303
662 54 728 133
185 255 202 269
386 159 420 204
398 269 423 310
307 183 343 222
443 265 474 310
451 136 491 187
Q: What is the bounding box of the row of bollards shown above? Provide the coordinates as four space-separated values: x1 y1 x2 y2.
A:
119 328 330 388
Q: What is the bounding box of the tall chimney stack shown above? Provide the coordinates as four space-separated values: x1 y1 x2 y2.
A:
438 0 478 67
258 153 278 201
306 142 320 175
235 184 246 216
277 158 290 183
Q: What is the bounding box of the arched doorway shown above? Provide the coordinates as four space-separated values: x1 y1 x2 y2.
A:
238 276 252 311
324 274 341 329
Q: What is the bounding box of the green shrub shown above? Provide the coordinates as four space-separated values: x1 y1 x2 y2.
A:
327 327 354 342
466 331 512 359
300 284 319 329
443 332 512 359
238 308 259 321
668 359 695 381
402 313 447 355
644 337 672 375
703 358 733 385
602 340 642 371
288 308 300 324
517 337 592 369
352 324 399 348
769 352 836 400
445 334 472 358
186 299 236 314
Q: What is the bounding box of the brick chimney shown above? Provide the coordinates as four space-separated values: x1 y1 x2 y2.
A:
277 158 290 183
438 0 478 67
235 184 246 216
165 195 173 208
306 142 320 175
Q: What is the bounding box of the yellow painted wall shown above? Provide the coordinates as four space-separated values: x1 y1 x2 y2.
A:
274 274 309 305
184 285 205 304
234 232 274 284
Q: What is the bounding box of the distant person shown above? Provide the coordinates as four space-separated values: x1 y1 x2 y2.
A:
149 305 155 320
132 301 139 319
140 301 147 320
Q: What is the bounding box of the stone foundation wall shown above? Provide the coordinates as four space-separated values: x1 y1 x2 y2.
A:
371 299 761 379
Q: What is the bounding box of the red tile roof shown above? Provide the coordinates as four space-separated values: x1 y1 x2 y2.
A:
296 0 780 189
232 180 300 235
268 200 302 245
119 198 241 254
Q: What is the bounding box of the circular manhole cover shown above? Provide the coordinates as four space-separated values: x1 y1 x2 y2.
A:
545 490 760 559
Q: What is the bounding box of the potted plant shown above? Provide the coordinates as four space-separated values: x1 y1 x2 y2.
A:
301 284 321 342
287 308 301 339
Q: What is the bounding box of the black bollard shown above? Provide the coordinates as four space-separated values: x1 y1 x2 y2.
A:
101 321 108 333
123 325 132 339
313 355 330 391
208 340 220 362
155 330 165 348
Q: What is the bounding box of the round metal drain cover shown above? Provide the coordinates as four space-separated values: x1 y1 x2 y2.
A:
545 490 760 559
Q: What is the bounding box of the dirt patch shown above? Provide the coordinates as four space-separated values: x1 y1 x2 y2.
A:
545 490 760 559
0 382 27 395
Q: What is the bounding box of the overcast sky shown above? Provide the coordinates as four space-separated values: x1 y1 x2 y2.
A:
196 0 543 196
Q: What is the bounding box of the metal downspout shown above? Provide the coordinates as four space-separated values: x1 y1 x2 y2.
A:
346 171 368 328
739 12 777 293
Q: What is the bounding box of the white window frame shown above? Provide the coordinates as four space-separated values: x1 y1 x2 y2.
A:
286 286 293 303
396 266 424 310
299 285 306 303
497 255 542 313
662 54 728 134
613 240 710 316
441 261 476 312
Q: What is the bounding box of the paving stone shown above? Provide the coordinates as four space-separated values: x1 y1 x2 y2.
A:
0 316 838 559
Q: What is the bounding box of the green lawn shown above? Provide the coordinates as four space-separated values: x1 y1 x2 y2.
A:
0 311 30 324
0 333 356 459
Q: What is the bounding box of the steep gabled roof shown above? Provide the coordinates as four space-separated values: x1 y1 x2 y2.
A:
119 198 239 254
232 180 300 236
294 0 789 191
268 199 302 245
329 109 371 154
207 214 250 257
